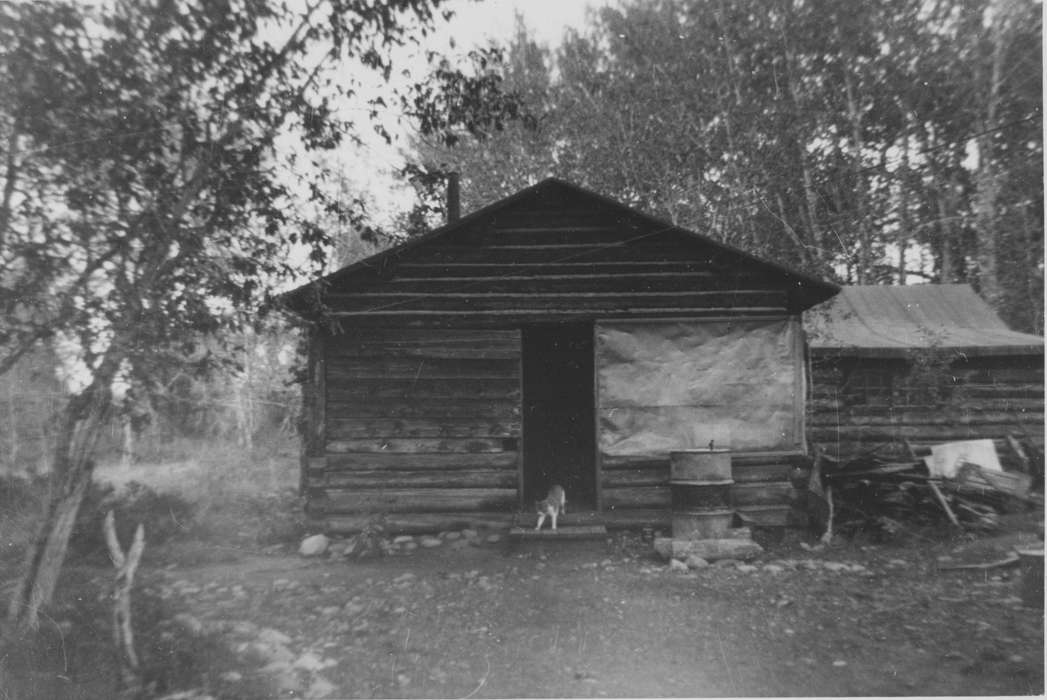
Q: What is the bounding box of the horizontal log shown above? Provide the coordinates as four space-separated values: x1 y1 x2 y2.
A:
732 462 795 483
411 243 723 265
395 260 715 276
600 456 669 471
320 511 515 535
312 468 518 490
326 417 520 440
326 377 520 401
601 509 671 529
326 307 787 319
324 451 518 471
808 399 1044 414
731 482 793 506
326 400 520 421
602 469 667 488
325 438 513 454
325 291 787 313
808 410 1044 427
735 505 790 527
807 425 1041 443
326 357 519 380
602 486 670 509
315 488 518 514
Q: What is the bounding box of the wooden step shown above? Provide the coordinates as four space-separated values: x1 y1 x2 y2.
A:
509 525 608 540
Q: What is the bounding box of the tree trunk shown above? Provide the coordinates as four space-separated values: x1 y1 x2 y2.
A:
6 372 114 633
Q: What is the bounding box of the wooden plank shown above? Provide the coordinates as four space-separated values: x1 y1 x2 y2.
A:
731 481 793 506
808 408 1045 426
324 451 519 472
325 399 520 420
807 424 1042 442
327 307 787 319
732 462 795 483
601 509 671 529
396 261 715 276
326 357 519 380
326 417 521 440
602 486 670 509
602 469 669 488
326 377 521 401
326 291 787 313
322 511 516 535
316 488 518 514
312 469 518 490
325 438 512 454
735 505 790 527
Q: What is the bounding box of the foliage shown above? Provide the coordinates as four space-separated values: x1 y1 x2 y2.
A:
69 480 195 561
0 0 521 630
409 0 1043 332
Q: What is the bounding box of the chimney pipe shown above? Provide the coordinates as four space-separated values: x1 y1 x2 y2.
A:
446 171 461 224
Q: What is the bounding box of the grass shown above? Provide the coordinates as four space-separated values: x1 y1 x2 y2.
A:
0 435 304 699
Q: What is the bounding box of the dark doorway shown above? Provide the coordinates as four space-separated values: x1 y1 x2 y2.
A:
521 323 597 511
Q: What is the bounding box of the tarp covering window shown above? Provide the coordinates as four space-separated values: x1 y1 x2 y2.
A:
596 319 803 457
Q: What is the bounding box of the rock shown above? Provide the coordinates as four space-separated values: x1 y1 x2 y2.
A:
462 529 479 539
419 535 442 548
444 531 461 540
685 555 710 569
305 676 339 699
257 627 293 647
485 534 503 544
736 564 759 573
299 534 329 557
172 613 205 636
832 660 848 667
653 538 763 562
822 561 849 573
763 564 785 574
393 535 414 545
393 572 416 585
294 651 331 672
401 541 418 551
219 671 243 682
670 558 689 572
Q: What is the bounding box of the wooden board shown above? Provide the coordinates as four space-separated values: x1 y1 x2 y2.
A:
312 468 518 490
324 451 518 472
317 487 518 514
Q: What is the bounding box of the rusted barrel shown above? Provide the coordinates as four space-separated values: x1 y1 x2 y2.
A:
670 449 734 539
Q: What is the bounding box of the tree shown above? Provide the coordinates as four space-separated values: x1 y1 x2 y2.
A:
409 0 1042 329
0 0 516 633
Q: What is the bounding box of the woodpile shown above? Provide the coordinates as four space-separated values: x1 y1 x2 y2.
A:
807 436 1043 539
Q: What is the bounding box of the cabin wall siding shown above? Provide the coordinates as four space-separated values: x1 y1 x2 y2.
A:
308 328 522 532
808 354 1044 463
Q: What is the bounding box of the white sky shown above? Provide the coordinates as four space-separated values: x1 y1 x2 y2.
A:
331 0 612 228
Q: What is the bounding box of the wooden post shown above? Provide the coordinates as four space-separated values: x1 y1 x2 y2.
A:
103 510 145 697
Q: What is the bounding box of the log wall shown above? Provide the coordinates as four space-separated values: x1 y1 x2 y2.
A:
306 328 522 534
809 354 1044 464
600 451 810 528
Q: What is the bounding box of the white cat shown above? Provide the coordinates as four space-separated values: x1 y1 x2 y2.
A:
534 485 566 531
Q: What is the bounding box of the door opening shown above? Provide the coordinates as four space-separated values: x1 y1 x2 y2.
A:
521 323 597 511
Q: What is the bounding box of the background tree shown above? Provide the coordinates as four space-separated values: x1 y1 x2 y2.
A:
409 0 1042 332
0 0 517 632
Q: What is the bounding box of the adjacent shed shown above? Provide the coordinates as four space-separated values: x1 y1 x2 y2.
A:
283 178 839 534
805 284 1044 463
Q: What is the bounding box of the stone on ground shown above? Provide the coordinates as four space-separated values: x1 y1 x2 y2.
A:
299 534 329 557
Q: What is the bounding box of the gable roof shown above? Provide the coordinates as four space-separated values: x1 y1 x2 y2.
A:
281 177 839 318
805 284 1044 357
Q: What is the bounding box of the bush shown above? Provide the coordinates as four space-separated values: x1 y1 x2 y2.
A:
69 480 195 561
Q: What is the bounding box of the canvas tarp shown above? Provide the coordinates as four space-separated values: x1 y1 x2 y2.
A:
596 319 803 457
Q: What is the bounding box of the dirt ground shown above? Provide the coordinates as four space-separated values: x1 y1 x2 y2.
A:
4 513 1043 699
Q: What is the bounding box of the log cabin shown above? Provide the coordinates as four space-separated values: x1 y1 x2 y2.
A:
282 178 839 534
805 284 1044 464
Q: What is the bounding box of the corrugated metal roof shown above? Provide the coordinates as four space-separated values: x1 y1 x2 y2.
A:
805 284 1044 357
